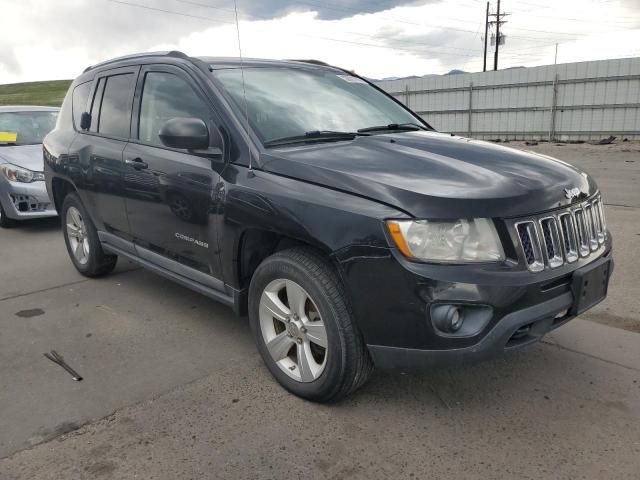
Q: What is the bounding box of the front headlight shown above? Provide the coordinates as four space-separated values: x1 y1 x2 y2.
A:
0 164 44 183
386 218 505 263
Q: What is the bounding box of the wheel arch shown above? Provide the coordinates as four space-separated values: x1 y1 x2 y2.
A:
237 228 338 289
51 177 78 214
233 228 341 316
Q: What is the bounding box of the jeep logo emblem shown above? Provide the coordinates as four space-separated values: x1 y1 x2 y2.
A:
564 187 582 200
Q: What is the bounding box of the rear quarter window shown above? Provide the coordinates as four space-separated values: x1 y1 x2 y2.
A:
72 81 92 131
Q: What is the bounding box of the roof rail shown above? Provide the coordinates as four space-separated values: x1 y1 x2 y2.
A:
83 50 190 73
288 59 331 67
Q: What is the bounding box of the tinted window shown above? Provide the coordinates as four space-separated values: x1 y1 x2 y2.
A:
72 81 92 130
98 73 135 138
89 77 105 133
139 72 209 146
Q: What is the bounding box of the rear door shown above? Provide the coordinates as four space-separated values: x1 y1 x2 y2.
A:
69 66 139 242
123 64 223 279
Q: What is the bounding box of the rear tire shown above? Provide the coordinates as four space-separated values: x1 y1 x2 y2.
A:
0 203 17 228
248 247 373 402
61 193 117 277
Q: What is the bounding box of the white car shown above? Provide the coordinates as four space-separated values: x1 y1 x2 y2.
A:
0 105 59 227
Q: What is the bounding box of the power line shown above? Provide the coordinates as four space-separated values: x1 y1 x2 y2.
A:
290 0 585 43
105 0 235 25
105 0 639 73
167 0 235 14
105 0 482 59
512 11 640 25
161 0 511 57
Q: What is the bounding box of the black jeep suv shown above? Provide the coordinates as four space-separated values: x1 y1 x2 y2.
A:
44 52 613 402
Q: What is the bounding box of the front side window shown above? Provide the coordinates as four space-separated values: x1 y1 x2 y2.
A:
212 67 422 144
0 111 58 146
138 72 210 147
97 73 135 138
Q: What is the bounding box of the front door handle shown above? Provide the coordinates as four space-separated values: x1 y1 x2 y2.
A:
125 157 148 170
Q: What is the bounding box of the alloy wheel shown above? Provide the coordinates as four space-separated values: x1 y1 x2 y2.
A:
66 206 90 265
259 279 328 382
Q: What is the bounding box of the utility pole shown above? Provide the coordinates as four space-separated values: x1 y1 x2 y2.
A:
483 2 489 72
493 0 501 70
488 0 509 71
554 43 558 64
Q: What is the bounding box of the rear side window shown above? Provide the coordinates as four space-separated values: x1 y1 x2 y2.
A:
97 73 135 138
89 78 105 133
72 81 92 130
138 72 209 146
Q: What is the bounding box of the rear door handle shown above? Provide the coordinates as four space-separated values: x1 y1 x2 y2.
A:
125 157 148 170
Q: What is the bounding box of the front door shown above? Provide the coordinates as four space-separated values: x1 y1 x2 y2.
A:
123 65 223 279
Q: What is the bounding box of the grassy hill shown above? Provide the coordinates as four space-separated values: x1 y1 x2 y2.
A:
0 80 72 107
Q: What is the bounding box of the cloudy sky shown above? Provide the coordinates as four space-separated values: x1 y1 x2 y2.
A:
2 0 639 84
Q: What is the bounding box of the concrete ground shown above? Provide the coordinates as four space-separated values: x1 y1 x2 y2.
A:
0 142 639 479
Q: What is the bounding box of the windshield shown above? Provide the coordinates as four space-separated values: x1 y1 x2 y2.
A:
0 111 58 146
212 67 427 145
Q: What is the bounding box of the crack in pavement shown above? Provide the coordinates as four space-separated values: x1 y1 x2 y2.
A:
604 202 639 209
540 339 640 372
0 267 142 303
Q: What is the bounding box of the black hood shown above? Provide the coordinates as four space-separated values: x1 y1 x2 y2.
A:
260 131 596 219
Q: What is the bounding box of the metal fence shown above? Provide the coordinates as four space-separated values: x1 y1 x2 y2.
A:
375 57 640 141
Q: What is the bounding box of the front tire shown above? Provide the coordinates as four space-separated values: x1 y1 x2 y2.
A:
248 247 373 402
61 193 117 277
0 203 17 228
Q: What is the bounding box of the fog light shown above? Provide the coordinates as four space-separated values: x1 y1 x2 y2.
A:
430 303 493 337
432 304 465 333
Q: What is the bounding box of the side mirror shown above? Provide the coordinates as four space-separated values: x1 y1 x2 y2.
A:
80 112 91 130
159 117 210 151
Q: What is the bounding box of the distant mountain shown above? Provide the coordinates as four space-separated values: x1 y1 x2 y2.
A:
374 69 468 82
377 75 424 81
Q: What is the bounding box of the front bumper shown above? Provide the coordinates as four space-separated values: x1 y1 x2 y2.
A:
335 239 613 370
0 177 57 220
368 290 575 370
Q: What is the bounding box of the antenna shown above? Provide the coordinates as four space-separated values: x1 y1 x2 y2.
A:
232 0 253 172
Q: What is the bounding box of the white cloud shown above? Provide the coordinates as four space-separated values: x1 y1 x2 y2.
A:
1 0 639 84
150 11 444 79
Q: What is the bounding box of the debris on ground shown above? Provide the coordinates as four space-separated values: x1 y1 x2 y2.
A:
592 135 616 145
525 141 538 146
44 351 83 381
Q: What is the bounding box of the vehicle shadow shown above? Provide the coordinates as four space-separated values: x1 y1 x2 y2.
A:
6 216 60 234
342 338 621 417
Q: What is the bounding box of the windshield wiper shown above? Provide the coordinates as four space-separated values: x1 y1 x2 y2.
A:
0 142 18 147
357 123 429 133
263 130 370 147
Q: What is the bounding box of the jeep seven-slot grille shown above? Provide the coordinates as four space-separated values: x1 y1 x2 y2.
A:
514 195 607 271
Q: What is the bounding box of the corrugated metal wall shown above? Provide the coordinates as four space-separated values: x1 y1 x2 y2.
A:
376 57 640 141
